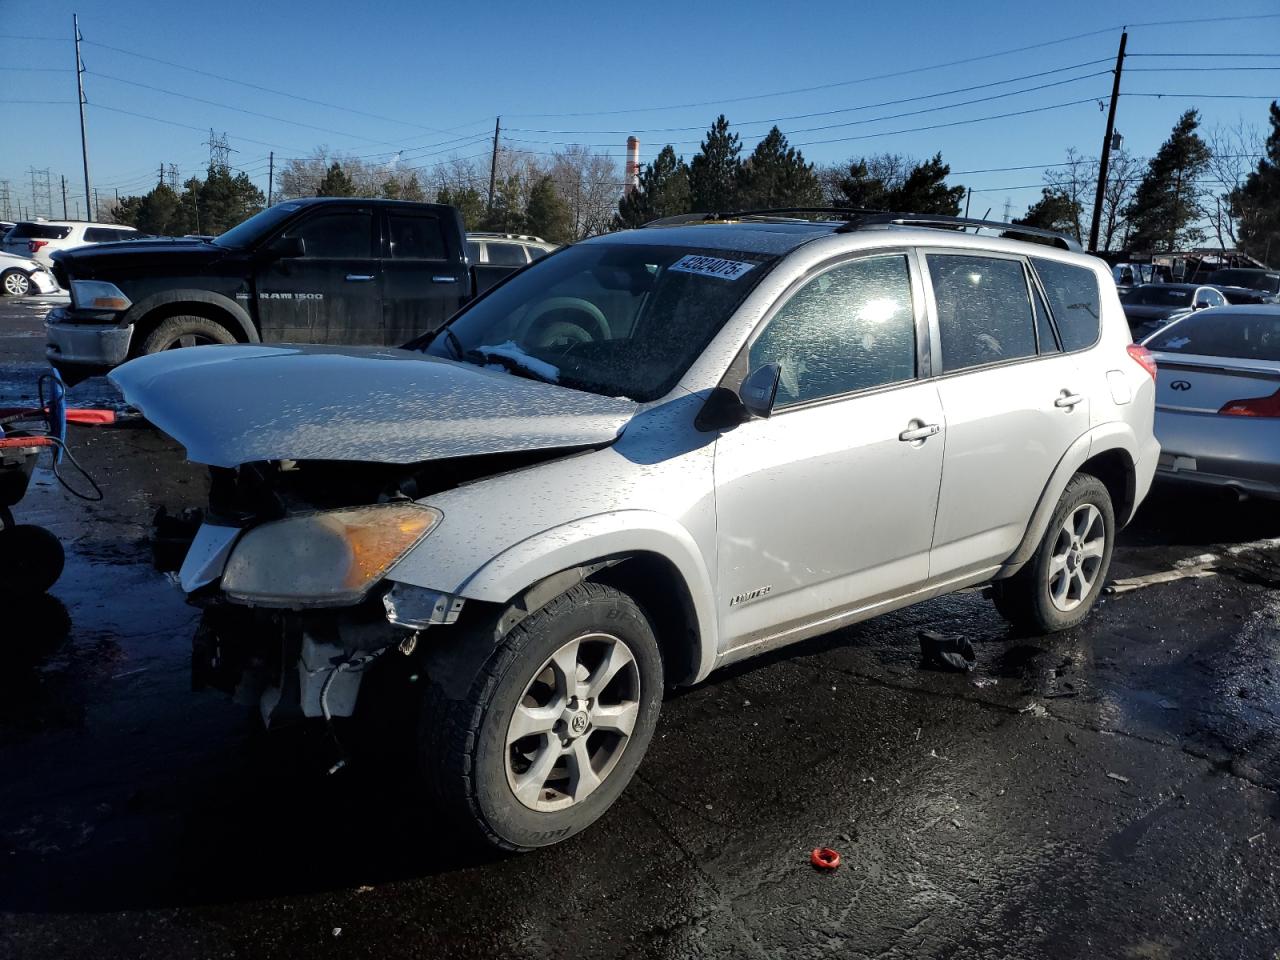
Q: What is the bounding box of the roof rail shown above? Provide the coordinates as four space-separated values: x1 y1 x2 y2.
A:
640 207 1080 251
837 212 1081 251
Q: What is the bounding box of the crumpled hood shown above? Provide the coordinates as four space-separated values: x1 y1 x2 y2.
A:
109 344 638 467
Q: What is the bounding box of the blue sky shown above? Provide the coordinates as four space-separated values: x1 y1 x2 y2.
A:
3 0 1278 220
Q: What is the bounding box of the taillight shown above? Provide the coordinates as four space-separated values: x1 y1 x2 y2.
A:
1127 343 1157 380
1219 387 1280 418
28 240 48 253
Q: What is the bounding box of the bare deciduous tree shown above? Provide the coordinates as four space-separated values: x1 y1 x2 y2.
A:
1206 121 1263 250
1043 148 1097 243
547 145 622 239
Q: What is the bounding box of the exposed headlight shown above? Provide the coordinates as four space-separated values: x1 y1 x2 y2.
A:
70 280 131 311
221 504 442 607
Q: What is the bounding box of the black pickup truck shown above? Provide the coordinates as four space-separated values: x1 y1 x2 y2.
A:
46 197 516 381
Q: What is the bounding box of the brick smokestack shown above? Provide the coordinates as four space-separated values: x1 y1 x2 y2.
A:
625 136 640 195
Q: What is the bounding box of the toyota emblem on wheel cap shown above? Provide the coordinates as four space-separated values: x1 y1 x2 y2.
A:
1170 380 1192 391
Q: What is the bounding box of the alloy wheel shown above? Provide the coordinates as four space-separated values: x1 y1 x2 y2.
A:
3 272 30 296
1047 503 1106 612
505 631 641 812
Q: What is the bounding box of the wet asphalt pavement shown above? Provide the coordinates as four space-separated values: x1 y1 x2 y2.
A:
1 296 1278 959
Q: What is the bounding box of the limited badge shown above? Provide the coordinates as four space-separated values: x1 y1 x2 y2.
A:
669 254 756 281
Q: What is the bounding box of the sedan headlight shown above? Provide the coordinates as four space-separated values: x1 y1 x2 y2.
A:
221 504 442 607
70 280 131 311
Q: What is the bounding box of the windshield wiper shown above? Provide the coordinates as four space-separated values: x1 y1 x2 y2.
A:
464 345 559 385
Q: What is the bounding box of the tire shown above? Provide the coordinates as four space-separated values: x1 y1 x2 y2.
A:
992 472 1115 634
0 524 66 597
421 581 663 851
1 269 31 297
139 315 237 354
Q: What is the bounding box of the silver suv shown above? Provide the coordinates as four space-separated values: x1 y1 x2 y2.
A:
111 212 1158 851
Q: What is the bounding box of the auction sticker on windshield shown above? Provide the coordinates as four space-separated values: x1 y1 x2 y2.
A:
670 254 756 280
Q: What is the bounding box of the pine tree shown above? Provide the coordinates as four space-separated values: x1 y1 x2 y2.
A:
888 153 965 214
736 126 822 210
438 186 487 231
1015 187 1082 236
381 177 402 200
1125 110 1211 251
524 176 573 243
837 159 891 209
688 115 742 212
400 173 425 202
478 175 526 233
316 162 357 197
614 145 691 228
1230 100 1280 262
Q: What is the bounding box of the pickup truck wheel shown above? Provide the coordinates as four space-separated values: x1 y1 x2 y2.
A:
1 269 31 297
421 582 663 851
992 473 1114 634
140 315 237 354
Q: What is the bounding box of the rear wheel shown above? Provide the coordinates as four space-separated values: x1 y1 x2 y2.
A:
140 315 237 354
992 473 1115 633
0 523 65 597
1 269 31 297
421 582 663 851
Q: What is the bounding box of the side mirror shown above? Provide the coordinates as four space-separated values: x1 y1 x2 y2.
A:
739 363 782 419
1194 299 1210 310
265 235 305 259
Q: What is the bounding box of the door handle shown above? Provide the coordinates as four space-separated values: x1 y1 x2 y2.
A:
1055 392 1084 409
899 422 940 442
432 275 458 283
345 274 375 282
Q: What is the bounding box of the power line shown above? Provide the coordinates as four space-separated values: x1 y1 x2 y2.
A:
0 34 66 41
87 102 308 152
81 38 485 137
506 59 1113 135
86 70 409 147
1125 66 1280 72
1129 52 1280 58
1124 92 1280 99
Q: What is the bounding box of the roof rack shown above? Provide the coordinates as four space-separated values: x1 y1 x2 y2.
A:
642 207 1080 252
837 212 1081 251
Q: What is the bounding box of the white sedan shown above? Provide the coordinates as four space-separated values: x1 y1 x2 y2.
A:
0 251 59 297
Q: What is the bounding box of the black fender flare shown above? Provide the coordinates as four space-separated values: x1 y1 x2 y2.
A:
123 289 260 344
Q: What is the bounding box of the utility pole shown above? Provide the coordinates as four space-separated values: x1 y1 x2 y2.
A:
159 162 165 188
487 116 501 213
1088 30 1127 252
93 188 100 220
61 176 68 218
964 187 972 218
74 14 92 225
267 151 274 206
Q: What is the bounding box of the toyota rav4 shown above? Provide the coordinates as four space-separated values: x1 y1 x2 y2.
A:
110 211 1159 851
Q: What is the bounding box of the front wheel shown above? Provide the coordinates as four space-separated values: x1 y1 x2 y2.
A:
1 269 31 297
140 315 237 354
992 473 1115 634
421 582 663 851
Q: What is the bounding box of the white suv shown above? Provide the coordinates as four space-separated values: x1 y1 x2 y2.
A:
2 220 138 268
112 211 1158 851
466 232 558 266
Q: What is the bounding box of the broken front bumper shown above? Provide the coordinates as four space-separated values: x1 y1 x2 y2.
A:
45 306 133 369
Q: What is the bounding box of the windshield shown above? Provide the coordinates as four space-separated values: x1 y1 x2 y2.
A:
1148 311 1280 361
1122 286 1193 307
421 242 777 401
213 202 304 249
1210 270 1280 294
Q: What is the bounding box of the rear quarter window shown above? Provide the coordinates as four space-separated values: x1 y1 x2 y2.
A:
1032 258 1101 351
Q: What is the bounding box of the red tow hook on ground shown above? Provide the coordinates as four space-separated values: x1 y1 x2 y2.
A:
810 847 841 870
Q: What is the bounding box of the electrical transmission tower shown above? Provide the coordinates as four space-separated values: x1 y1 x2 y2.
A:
166 164 179 191
28 167 53 218
203 130 236 169
0 181 11 220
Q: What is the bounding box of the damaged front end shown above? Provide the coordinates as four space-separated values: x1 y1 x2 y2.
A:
168 455 533 730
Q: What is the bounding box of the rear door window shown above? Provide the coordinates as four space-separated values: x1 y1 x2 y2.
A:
927 254 1037 372
9 223 71 240
84 227 127 243
465 240 481 263
749 254 917 408
1147 311 1280 361
387 213 446 260
1032 258 1101 351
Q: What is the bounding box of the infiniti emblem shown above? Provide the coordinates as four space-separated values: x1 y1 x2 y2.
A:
1170 380 1192 391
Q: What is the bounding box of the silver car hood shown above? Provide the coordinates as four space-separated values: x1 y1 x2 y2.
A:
109 344 638 467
